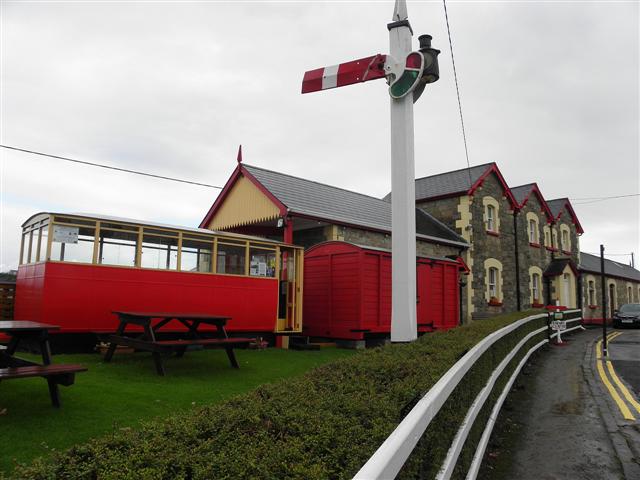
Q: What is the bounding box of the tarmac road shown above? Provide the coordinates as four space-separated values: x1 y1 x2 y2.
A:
609 328 640 397
478 328 639 480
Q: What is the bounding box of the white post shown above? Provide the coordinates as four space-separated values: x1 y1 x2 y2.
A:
389 0 417 342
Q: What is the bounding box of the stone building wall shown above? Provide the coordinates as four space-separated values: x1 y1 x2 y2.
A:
293 226 331 249
467 173 517 318
340 226 460 258
514 194 551 310
581 273 640 321
416 196 460 232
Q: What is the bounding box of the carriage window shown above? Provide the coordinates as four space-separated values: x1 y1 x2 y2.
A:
53 217 96 227
181 238 213 273
37 225 49 261
216 243 246 275
51 225 96 264
249 248 277 277
141 234 178 270
98 229 137 267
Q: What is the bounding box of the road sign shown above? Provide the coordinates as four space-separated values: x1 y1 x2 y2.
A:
551 320 567 331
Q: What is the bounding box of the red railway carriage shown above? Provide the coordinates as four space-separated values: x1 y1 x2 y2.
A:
303 242 462 341
14 213 303 337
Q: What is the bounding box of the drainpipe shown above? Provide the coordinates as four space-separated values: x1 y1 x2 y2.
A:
513 211 522 311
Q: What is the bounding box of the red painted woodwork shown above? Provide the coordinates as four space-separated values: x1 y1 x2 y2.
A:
14 262 278 334
303 242 460 341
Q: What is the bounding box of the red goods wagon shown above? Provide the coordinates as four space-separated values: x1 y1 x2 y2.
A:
303 241 461 341
14 213 304 337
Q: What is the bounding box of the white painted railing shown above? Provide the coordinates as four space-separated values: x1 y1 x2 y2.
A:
353 310 582 480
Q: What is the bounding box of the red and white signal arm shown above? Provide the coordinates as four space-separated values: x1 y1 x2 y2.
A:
388 51 424 99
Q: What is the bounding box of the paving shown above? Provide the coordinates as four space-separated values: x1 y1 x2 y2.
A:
479 327 640 480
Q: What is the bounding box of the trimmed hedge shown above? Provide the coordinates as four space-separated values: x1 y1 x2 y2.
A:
8 311 559 480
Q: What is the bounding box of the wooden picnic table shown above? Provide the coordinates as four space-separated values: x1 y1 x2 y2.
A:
105 312 255 376
0 321 86 407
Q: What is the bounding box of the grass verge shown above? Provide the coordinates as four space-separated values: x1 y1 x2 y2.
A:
0 347 355 474
7 310 554 479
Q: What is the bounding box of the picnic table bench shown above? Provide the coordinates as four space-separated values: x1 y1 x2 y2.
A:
105 312 255 376
0 321 86 407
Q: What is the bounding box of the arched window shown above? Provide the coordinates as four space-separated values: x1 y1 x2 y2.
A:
559 224 571 252
588 280 596 306
529 220 536 243
487 205 496 232
526 212 540 245
489 267 498 298
484 258 503 304
483 196 500 234
532 273 540 302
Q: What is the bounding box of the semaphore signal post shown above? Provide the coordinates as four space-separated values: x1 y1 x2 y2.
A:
301 0 440 342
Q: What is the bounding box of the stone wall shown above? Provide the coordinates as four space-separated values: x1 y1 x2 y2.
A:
340 226 460 258
467 173 517 318
581 272 640 321
416 196 460 232
514 193 552 310
293 226 331 249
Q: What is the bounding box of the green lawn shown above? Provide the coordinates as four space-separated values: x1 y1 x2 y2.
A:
0 346 356 473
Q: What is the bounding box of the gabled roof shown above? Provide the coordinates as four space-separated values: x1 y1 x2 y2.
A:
510 183 553 219
546 198 584 234
579 252 640 282
382 163 491 202
384 162 518 208
544 258 578 277
200 164 468 247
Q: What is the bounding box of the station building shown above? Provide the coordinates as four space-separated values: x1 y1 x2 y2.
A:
202 157 639 326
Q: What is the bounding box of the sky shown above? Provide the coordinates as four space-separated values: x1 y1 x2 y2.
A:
1 0 638 272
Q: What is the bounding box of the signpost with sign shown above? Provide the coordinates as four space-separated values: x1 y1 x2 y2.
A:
301 0 440 342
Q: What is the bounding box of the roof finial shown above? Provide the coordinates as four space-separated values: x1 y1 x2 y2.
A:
237 145 243 163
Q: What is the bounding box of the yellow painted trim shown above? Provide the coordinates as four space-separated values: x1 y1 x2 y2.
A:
526 211 540 244
595 339 635 420
559 223 571 252
552 265 577 308
209 175 281 230
528 265 543 304
92 222 101 265
456 195 474 321
585 274 598 306
482 196 500 233
484 258 503 303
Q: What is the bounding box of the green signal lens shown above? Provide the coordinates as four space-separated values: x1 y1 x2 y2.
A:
389 71 420 99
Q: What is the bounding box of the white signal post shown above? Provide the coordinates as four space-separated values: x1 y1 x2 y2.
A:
388 1 417 342
301 0 438 343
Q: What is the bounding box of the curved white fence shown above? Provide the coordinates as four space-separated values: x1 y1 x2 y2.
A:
353 310 582 480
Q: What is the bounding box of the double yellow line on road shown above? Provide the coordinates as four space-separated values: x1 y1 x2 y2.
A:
595 332 640 421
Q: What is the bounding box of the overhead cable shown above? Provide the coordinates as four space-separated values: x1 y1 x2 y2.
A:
0 144 223 190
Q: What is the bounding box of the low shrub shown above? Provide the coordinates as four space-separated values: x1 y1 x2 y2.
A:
9 311 556 479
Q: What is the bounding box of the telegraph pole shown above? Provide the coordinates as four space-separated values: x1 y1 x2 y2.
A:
601 244 607 356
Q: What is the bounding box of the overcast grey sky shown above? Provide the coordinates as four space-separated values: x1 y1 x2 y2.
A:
1 1 638 271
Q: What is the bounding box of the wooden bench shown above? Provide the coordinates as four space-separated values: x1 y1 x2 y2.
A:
0 364 87 407
107 335 254 369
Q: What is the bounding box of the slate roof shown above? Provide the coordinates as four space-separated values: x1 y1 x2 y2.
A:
544 258 577 277
579 252 640 282
511 184 535 206
547 198 569 218
382 163 493 202
243 164 468 247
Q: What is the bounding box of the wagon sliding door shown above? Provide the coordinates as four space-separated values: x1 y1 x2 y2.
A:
276 247 303 332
